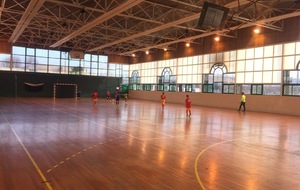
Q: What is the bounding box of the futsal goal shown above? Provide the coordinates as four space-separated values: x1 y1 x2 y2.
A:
53 83 77 99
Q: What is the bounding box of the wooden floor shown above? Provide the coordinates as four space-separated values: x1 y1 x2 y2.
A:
0 98 299 190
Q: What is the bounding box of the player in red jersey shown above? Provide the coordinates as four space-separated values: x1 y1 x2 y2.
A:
106 90 111 101
185 95 192 117
92 90 98 106
161 92 166 109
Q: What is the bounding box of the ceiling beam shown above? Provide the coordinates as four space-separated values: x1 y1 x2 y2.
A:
88 0 259 53
120 10 300 56
87 14 200 52
8 0 45 43
0 0 6 20
225 0 251 8
50 0 144 48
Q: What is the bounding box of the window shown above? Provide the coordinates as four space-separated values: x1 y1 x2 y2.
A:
223 84 235 93
170 84 176 91
8 46 109 76
157 84 164 91
142 84 156 91
60 52 69 74
283 62 300 96
202 74 213 93
129 70 141 90
236 84 251 94
157 67 177 92
203 63 229 93
25 48 36 72
81 54 91 75
12 46 26 71
142 84 151 91
263 85 280 95
223 73 235 94
237 84 278 95
69 59 80 75
283 85 300 96
0 54 11 70
122 64 129 85
203 84 213 93
251 84 263 95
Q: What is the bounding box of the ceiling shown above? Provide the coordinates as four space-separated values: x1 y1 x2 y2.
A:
0 0 300 56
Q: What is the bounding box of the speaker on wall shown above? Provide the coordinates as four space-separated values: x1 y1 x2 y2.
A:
197 1 229 31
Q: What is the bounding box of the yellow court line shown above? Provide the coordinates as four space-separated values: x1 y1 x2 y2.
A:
194 139 238 190
10 125 54 190
46 137 123 173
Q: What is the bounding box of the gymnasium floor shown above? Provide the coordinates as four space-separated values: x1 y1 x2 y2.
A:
0 97 299 190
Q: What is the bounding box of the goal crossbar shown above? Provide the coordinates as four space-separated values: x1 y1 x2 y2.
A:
53 83 77 99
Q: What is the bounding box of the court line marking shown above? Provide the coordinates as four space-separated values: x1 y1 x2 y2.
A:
47 137 122 173
1 112 53 190
34 99 246 185
194 138 243 190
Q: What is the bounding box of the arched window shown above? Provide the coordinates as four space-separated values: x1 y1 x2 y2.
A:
211 63 226 93
129 70 141 90
157 67 176 91
203 63 235 93
282 60 300 96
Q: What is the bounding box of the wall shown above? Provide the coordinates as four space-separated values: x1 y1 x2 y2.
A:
126 17 300 116
108 54 129 64
0 42 12 54
129 90 300 116
0 71 121 98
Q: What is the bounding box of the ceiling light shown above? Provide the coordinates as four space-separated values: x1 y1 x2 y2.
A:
164 47 168 51
254 28 260 34
145 50 149 54
132 53 135 57
185 42 190 47
214 36 220 42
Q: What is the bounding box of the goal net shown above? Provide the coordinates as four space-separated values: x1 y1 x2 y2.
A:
53 83 77 99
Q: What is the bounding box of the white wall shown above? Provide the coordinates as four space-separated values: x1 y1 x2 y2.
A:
129 90 300 116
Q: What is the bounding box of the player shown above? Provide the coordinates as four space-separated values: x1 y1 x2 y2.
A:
185 94 192 117
115 93 120 106
76 89 81 100
123 93 128 103
238 92 246 112
92 90 98 106
106 90 111 101
161 92 166 108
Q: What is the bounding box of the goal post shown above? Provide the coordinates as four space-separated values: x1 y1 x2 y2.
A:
53 83 77 99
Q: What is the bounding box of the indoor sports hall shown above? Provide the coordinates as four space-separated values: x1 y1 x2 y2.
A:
1 0 300 190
